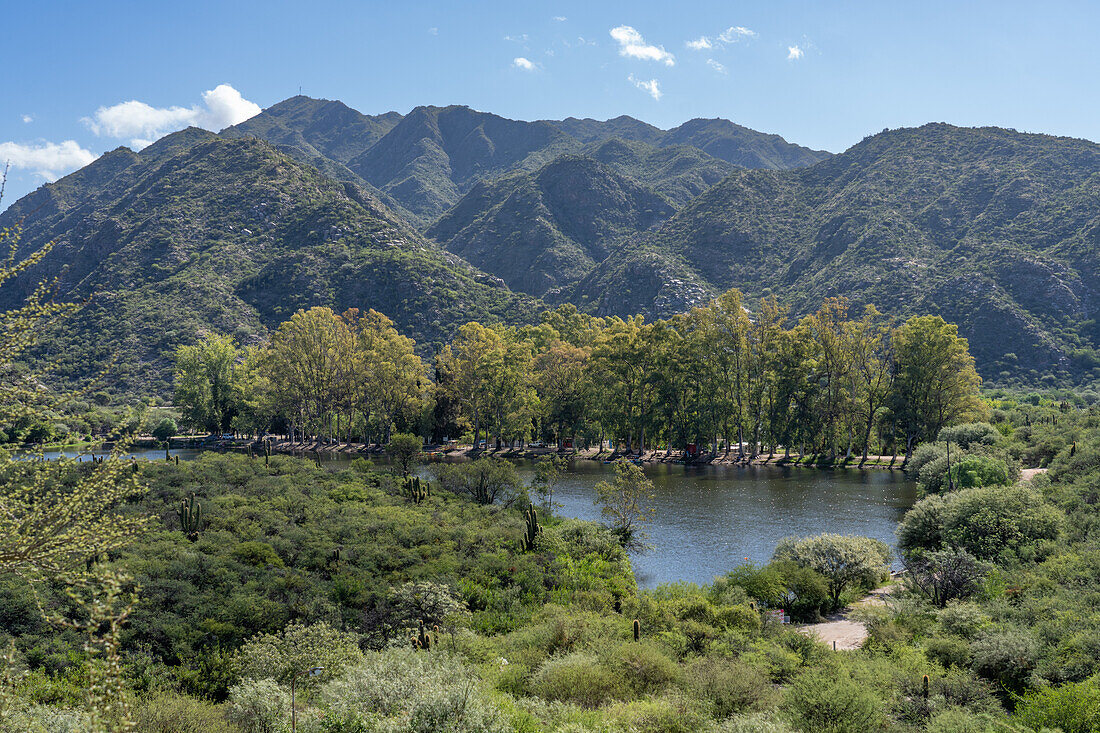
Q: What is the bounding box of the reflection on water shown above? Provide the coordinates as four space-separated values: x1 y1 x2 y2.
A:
21 447 916 589
510 461 917 588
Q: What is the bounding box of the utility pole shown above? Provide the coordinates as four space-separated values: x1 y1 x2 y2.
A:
946 440 955 491
291 666 325 732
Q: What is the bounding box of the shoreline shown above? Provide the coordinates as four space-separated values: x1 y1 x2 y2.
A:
250 439 908 471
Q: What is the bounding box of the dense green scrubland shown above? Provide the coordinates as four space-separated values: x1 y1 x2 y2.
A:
3 389 1100 732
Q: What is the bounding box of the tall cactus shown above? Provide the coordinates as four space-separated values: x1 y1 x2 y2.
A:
633 619 641 641
415 620 431 651
404 476 430 504
520 507 541 552
176 493 204 542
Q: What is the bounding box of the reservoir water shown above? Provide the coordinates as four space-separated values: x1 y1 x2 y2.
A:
509 460 916 587
26 448 917 588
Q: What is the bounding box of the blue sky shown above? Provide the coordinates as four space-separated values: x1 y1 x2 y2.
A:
3 0 1098 209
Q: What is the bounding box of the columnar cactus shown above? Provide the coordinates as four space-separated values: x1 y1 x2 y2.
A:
520 507 541 552
416 620 432 650
404 476 430 504
176 493 204 542
633 619 641 641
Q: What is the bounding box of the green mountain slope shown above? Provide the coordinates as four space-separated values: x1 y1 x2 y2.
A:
660 118 831 169
572 123 1100 382
544 115 830 169
426 155 676 296
0 131 540 396
225 97 830 229
223 95 402 164
581 137 739 207
221 96 410 216
345 105 578 225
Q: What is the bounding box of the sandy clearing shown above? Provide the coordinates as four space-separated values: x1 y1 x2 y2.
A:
797 585 893 651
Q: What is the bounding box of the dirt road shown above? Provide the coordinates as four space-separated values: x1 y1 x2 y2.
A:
797 585 893 651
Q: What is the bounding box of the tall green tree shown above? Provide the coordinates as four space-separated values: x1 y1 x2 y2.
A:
173 333 241 434
594 459 656 551
534 340 589 448
889 315 984 457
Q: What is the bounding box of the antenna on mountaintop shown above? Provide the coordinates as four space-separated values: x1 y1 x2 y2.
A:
298 85 302 96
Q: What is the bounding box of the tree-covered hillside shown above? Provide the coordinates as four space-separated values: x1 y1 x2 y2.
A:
226 97 829 228
427 155 676 296
573 124 1100 384
0 131 541 396
545 114 832 169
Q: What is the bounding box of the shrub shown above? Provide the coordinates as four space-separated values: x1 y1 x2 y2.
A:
936 602 991 639
433 458 524 506
605 696 710 733
320 647 508 733
227 678 289 733
772 534 891 610
897 494 947 554
742 640 803 683
970 630 1040 692
681 656 776 718
946 455 1011 490
771 560 831 622
231 541 284 568
907 443 946 478
236 622 364 686
938 423 1000 449
941 485 1063 562
904 549 988 607
925 708 1005 733
152 418 178 444
1 704 92 732
899 485 1063 562
1014 676 1100 733
925 635 971 669
604 641 679 697
782 671 884 732
132 691 240 732
530 651 623 707
918 454 952 493
715 564 786 607
389 581 468 630
716 712 797 733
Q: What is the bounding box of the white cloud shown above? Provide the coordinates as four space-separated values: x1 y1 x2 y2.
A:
628 74 662 101
82 84 261 149
788 45 804 60
707 59 727 74
504 33 528 42
553 16 567 21
513 57 537 71
428 27 438 35
688 25 755 51
610 26 674 66
718 26 756 43
0 140 97 180
21 115 33 123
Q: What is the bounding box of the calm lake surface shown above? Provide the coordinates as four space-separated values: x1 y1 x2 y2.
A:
27 448 917 588
509 461 917 588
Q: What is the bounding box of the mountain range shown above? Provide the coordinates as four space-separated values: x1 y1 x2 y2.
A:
3 95 1098 393
569 123 1100 380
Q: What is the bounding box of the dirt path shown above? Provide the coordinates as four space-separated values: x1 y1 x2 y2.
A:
797 585 894 651
1020 467 1048 481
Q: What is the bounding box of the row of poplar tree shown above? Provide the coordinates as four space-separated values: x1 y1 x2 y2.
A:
173 290 984 457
